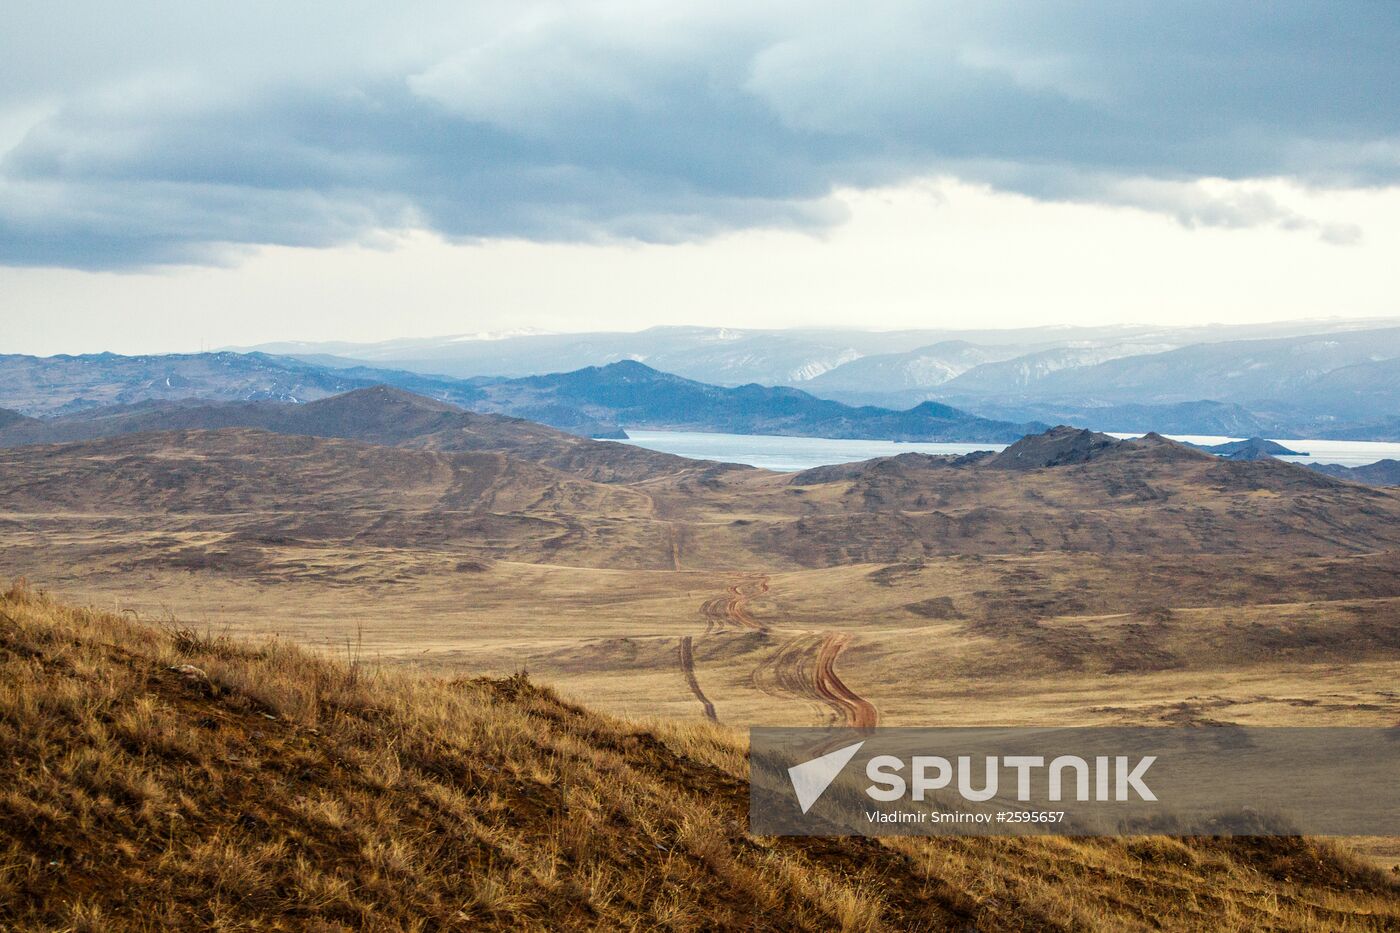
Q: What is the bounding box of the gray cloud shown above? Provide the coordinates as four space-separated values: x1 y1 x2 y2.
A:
2 1 1397 268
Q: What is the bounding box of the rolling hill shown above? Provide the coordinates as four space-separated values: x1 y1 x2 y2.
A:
0 386 701 483
6 423 1399 573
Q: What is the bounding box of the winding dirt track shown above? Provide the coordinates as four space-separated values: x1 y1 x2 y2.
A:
699 575 769 633
679 572 768 720
694 574 880 728
677 635 718 722
812 632 880 729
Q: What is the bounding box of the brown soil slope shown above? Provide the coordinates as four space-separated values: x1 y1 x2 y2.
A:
2 583 1396 932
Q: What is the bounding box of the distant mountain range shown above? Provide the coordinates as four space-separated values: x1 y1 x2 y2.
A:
816 328 1400 439
814 340 1178 401
0 408 33 430
8 314 1400 442
938 327 1400 408
0 353 1041 445
233 320 1400 438
0 351 404 416
239 320 1386 386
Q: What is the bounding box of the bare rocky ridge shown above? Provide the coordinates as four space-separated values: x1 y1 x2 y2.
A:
983 425 1123 469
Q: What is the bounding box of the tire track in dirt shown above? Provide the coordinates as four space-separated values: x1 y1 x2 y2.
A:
812 632 879 729
677 635 718 722
667 522 682 571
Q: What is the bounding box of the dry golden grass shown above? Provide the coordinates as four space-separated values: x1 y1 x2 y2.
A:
6 429 1400 739
26 553 1400 735
2 581 1397 931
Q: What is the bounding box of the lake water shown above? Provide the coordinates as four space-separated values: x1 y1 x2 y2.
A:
615 429 1400 472
616 430 1006 471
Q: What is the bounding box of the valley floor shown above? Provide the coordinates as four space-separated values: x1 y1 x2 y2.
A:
29 554 1400 734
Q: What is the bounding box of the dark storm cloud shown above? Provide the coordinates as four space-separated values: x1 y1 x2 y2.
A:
1 1 1397 268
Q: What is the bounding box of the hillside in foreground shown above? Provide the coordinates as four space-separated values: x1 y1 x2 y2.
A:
2 582 1397 931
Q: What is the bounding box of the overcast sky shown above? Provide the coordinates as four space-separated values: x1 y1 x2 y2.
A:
4 1 1399 354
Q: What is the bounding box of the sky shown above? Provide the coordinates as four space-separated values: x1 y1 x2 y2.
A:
3 1 1399 354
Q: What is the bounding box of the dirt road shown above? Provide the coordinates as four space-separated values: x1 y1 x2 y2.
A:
677 635 718 722
812 632 879 729
678 572 769 721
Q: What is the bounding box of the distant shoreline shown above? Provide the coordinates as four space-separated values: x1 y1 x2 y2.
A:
616 428 1400 473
